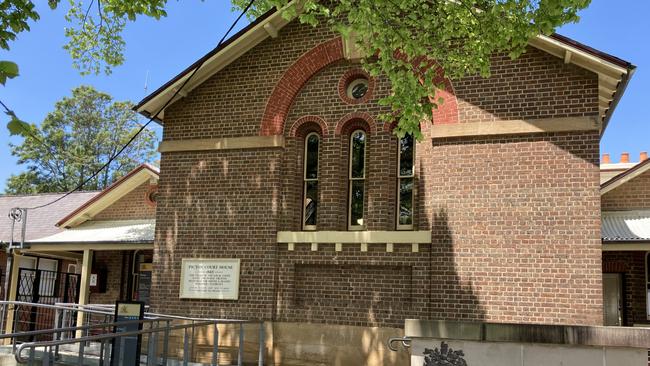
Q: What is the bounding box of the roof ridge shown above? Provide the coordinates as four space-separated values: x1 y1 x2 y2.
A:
0 191 100 198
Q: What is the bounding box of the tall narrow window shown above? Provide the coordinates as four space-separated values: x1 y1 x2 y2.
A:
397 134 414 229
348 130 366 230
303 133 319 230
646 253 650 319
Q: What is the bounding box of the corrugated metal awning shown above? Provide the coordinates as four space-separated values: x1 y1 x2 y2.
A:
31 219 155 244
602 211 650 242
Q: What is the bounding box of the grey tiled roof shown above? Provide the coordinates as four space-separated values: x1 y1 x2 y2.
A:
0 191 99 243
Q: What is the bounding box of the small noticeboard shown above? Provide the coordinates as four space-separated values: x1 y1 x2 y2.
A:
111 301 145 366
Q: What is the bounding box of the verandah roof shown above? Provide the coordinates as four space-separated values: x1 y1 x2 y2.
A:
31 219 155 244
602 211 650 242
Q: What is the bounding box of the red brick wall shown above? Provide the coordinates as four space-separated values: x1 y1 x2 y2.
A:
93 182 156 221
602 251 648 325
602 169 650 210
152 18 602 328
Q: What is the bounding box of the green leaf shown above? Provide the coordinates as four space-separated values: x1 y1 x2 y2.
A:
0 61 19 85
7 115 31 137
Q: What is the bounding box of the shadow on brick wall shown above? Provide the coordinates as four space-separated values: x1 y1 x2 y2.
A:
429 207 486 322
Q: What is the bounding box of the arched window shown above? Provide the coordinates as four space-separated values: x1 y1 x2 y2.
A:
303 133 319 230
397 134 414 229
348 130 366 230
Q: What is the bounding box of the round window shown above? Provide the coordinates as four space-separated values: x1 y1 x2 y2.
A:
346 78 369 100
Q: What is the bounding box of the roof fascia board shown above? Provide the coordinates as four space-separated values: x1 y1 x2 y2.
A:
58 166 158 228
136 2 296 121
22 243 154 252
603 243 650 251
601 158 650 195
531 35 628 77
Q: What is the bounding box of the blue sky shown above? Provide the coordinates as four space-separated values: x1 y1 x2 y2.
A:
0 0 648 192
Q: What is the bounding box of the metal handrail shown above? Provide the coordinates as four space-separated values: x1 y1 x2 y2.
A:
0 318 162 340
1 300 266 366
0 300 115 316
15 318 265 366
15 319 218 363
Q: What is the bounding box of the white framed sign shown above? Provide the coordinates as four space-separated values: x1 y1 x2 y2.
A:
179 258 241 300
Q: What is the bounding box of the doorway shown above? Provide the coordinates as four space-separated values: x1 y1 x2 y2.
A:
603 273 623 326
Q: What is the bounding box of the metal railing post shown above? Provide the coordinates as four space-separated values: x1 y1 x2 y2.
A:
103 338 110 366
99 338 105 366
183 326 190 366
28 347 35 365
238 323 244 366
147 321 157 366
42 345 50 366
162 320 170 366
0 303 5 336
119 336 126 365
190 319 195 364
259 321 265 366
212 322 219 366
77 335 85 366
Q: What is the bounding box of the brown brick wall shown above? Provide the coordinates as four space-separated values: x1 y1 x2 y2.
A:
93 182 156 221
454 47 599 124
602 251 648 326
422 132 602 325
152 18 602 329
276 244 431 328
602 169 650 210
152 149 281 319
90 251 125 304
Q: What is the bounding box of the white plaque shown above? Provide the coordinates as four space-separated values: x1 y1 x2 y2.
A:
89 274 98 287
179 258 240 300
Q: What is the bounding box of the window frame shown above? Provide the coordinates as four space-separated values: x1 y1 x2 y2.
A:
303 132 320 231
348 129 367 231
397 134 415 230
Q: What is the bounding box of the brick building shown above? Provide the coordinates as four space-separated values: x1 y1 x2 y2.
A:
1 164 158 335
133 5 635 365
601 153 650 327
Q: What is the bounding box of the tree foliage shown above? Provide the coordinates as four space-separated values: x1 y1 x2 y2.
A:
0 1 167 76
5 85 157 194
232 0 590 137
0 0 591 137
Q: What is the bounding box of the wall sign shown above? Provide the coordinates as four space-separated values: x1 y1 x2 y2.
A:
179 258 241 300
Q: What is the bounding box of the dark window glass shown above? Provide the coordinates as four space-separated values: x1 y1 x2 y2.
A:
303 133 319 229
399 178 413 225
304 181 318 226
350 180 364 227
351 83 368 99
399 134 414 176
397 134 414 228
350 131 365 178
305 134 319 179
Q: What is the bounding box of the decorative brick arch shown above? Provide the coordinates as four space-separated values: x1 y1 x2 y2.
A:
288 115 329 137
431 68 459 125
259 36 458 135
335 112 377 136
260 37 344 136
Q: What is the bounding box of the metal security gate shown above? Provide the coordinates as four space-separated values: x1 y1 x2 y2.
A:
15 268 80 340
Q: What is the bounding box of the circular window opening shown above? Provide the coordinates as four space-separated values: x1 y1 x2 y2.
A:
347 78 369 100
145 185 159 207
